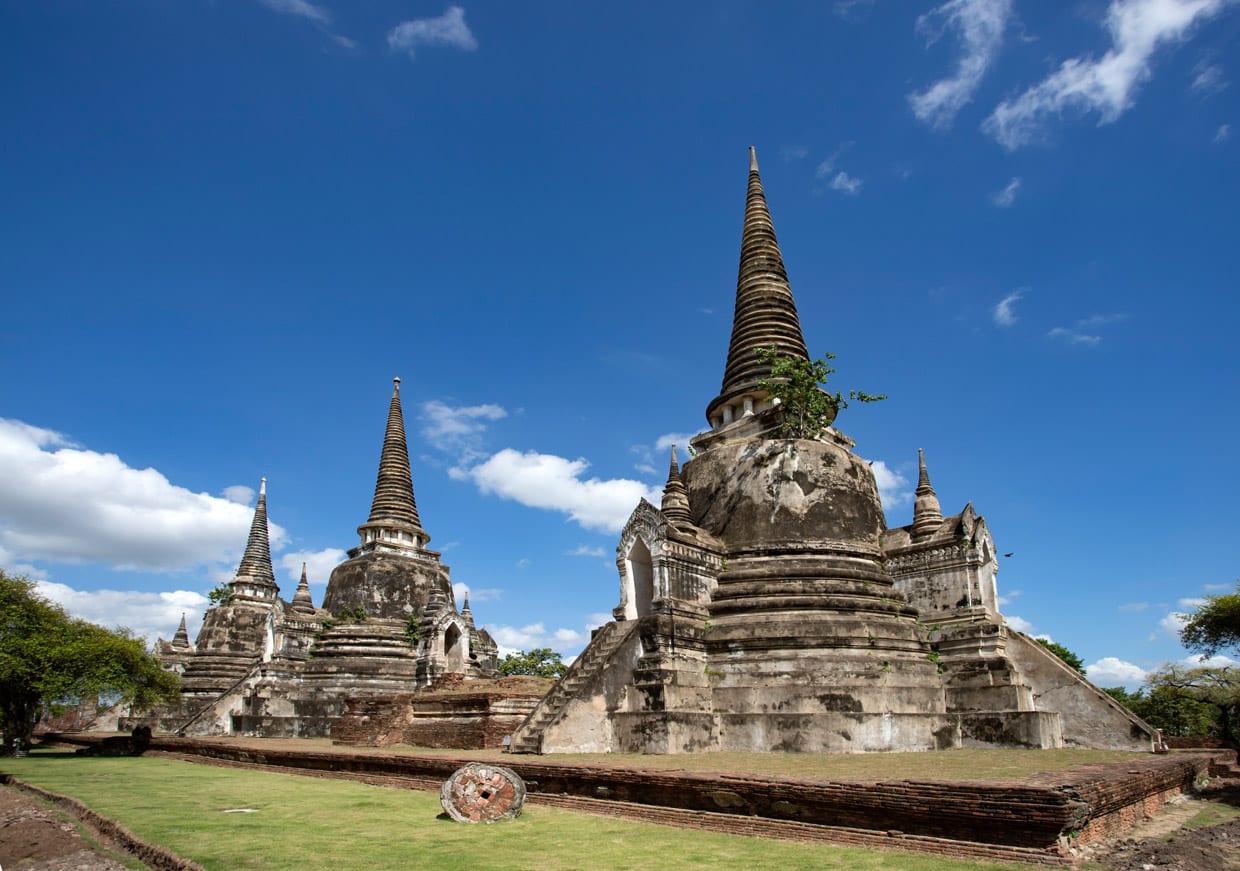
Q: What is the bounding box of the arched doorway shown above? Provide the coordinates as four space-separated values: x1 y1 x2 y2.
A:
625 538 654 619
443 623 465 673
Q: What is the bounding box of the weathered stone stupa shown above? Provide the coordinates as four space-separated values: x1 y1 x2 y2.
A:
509 148 1155 755
140 379 497 737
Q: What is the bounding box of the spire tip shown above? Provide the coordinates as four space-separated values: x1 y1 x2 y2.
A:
259 477 267 496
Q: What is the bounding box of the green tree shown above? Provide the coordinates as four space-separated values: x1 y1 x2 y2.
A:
1142 663 1240 742
1179 581 1240 657
497 648 568 679
206 582 231 606
0 571 180 750
1036 638 1086 675
755 347 885 440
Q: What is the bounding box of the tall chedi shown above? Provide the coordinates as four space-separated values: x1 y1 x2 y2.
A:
323 377 452 619
180 479 281 700
678 147 950 752
315 377 496 692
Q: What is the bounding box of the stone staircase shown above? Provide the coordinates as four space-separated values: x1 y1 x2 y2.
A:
507 620 638 754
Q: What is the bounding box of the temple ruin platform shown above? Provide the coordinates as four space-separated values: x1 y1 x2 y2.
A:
46 733 1236 865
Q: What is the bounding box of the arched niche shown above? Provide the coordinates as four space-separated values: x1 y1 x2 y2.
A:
625 538 655 620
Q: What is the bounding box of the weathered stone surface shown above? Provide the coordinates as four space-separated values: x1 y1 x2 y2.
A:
440 762 525 823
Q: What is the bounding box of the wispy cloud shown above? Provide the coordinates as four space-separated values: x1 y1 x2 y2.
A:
1048 312 1127 346
991 176 1022 207
388 6 478 60
421 400 507 465
814 142 863 195
1191 60 1228 93
568 545 606 558
1215 123 1232 142
452 582 502 603
255 0 355 48
909 0 1013 129
993 289 1024 326
779 145 809 162
257 0 332 26
1119 601 1150 612
984 0 1235 149
833 0 877 19
829 171 864 195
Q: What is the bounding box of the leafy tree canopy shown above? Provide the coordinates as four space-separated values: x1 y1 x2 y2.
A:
1035 638 1086 675
1179 581 1240 658
0 570 180 750
497 648 567 679
1104 682 1219 738
1140 663 1240 743
754 347 886 441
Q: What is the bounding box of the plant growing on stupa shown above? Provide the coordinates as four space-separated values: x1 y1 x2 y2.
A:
755 346 886 440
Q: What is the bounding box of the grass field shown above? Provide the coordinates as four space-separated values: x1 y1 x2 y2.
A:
188 736 1147 783
3 748 1028 871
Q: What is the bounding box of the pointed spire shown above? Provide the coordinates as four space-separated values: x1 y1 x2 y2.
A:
911 448 944 542
660 445 693 527
171 613 191 649
365 377 425 534
705 146 810 427
233 477 277 589
291 561 315 613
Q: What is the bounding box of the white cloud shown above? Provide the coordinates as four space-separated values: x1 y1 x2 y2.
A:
1181 653 1239 667
1159 597 1205 635
388 6 478 60
1119 601 1150 612
1191 60 1228 92
993 289 1024 326
1086 656 1149 688
257 0 332 26
1204 582 1234 592
222 485 256 506
1006 614 1035 633
1048 312 1128 345
421 400 506 461
833 0 877 19
991 176 1022 207
277 548 347 589
485 618 596 657
829 171 864 195
984 0 1235 149
451 582 502 603
1048 326 1103 346
1215 123 1232 142
869 460 913 508
515 557 531 569
568 545 606 558
36 579 208 645
654 432 701 453
0 419 287 572
910 0 1013 129
456 448 660 534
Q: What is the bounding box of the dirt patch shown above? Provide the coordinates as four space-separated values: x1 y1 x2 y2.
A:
0 783 131 870
1084 778 1240 870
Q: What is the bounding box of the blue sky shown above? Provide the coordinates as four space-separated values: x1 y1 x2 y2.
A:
2 1 1237 690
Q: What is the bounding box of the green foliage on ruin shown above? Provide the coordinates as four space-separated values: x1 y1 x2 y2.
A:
338 606 368 622
1035 638 1086 675
0 570 180 750
754 346 886 440
497 647 568 679
206 582 231 606
1179 580 1240 658
404 616 421 648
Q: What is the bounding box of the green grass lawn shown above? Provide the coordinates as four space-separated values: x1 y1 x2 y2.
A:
3 748 1026 871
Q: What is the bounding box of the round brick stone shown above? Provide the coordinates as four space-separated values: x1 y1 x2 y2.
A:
440 762 526 823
